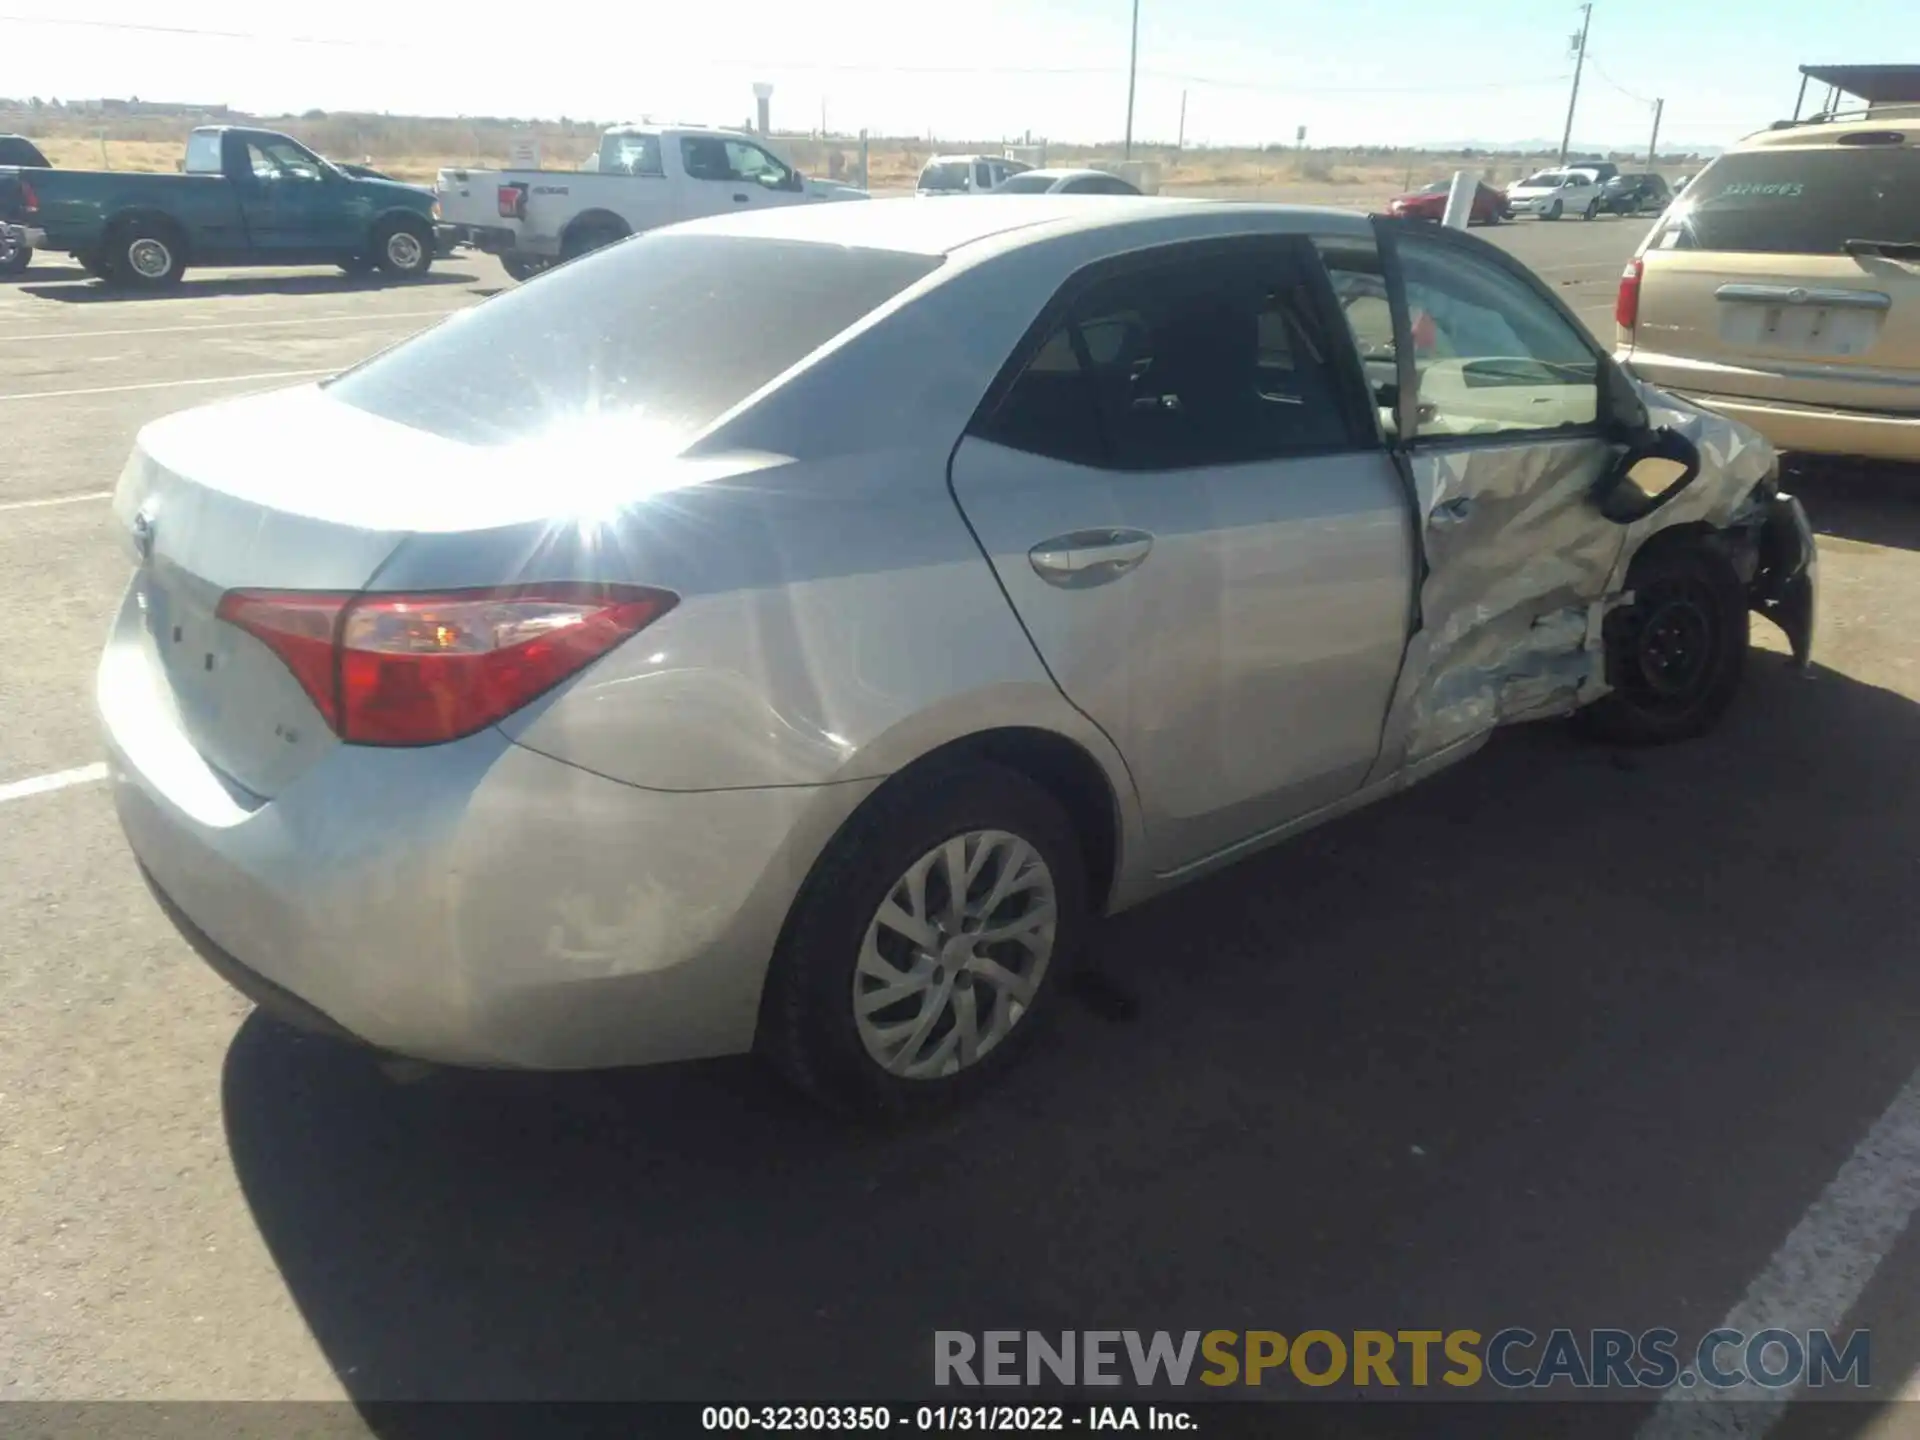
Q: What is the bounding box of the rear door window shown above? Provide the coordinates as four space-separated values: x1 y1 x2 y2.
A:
327 233 940 446
974 240 1374 470
1655 145 1920 254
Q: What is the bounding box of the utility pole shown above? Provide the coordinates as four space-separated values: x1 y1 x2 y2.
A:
1646 97 1663 169
1557 1 1592 167
1176 88 1187 151
1123 0 1141 160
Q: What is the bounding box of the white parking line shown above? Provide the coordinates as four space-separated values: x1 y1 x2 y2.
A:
1637 1063 1920 1437
15 310 450 343
0 368 335 403
0 763 108 805
0 490 113 514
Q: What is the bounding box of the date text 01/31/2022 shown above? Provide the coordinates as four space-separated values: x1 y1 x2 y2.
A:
702 1405 1194 1431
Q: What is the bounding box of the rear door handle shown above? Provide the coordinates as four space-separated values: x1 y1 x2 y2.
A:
1028 528 1154 589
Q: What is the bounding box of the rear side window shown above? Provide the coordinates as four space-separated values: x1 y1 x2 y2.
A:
184 131 222 174
599 133 664 176
975 242 1372 471
327 234 940 446
920 162 970 192
1657 145 1920 254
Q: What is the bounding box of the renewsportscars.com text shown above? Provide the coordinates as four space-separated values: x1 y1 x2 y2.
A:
934 1328 1870 1391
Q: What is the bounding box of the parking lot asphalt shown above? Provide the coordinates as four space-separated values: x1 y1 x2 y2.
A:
5 216 1920 1436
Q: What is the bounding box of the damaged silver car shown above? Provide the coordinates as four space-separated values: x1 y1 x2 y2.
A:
100 199 1815 1115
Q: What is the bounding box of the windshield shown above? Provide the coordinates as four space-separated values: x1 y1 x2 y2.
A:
996 173 1057 194
919 161 971 191
326 233 941 447
1653 146 1920 255
1521 172 1565 188
1419 181 1449 195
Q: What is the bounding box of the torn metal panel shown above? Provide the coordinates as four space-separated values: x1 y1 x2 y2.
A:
1373 384 1783 774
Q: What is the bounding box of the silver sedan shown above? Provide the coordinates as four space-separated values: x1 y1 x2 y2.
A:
99 196 1816 1113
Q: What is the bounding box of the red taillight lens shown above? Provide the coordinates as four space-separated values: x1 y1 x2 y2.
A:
216 584 676 746
497 184 526 219
21 179 38 214
1615 258 1644 333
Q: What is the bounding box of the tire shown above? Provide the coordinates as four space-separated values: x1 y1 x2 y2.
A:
1545 199 1564 221
77 250 113 281
559 219 628 264
106 219 185 288
1583 198 1600 220
757 761 1089 1117
502 254 549 283
372 217 433 279
1577 540 1750 745
0 243 29 277
338 252 377 277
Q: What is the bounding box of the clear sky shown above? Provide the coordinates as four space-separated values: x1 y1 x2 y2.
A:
0 0 1902 150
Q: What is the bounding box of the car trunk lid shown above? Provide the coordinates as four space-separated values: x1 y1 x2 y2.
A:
1626 139 1920 415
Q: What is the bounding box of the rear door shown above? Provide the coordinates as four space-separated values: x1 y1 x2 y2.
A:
948 235 1415 873
1626 138 1920 416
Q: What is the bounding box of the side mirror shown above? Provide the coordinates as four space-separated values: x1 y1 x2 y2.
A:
1593 426 1703 523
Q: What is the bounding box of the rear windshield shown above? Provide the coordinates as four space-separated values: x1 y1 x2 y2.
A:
996 173 1057 194
326 233 941 446
919 162 970 191
1656 144 1920 255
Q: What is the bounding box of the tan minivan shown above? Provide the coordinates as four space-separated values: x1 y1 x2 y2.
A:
1615 111 1920 464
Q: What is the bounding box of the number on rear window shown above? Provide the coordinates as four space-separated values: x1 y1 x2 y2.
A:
1656 146 1920 255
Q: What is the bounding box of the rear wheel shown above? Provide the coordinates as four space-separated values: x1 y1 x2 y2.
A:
1578 541 1749 745
758 762 1088 1117
107 220 185 288
338 252 377 277
0 242 28 277
373 218 433 279
77 250 113 281
559 219 628 264
502 254 550 283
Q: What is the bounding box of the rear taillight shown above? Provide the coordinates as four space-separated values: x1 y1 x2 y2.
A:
497 184 526 219
1615 257 1644 334
217 584 676 746
20 179 38 215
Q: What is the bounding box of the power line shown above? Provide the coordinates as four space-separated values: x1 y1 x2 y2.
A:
1584 55 1656 107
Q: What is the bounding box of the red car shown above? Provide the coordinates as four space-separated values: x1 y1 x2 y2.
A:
1385 179 1507 225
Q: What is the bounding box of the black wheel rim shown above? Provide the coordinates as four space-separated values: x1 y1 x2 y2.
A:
1612 578 1718 712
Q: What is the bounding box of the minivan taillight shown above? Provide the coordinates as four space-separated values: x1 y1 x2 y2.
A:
1615 258 1644 334
497 184 527 219
217 584 676 746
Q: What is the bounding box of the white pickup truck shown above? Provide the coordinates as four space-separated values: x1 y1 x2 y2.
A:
437 124 868 279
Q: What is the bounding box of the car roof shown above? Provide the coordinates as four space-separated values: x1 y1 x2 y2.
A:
1733 113 1920 150
668 195 1373 257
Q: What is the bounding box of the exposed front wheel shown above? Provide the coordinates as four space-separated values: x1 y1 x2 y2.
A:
1578 542 1750 745
338 252 378 277
373 219 433 279
1545 199 1564 221
1583 198 1600 220
758 763 1088 1116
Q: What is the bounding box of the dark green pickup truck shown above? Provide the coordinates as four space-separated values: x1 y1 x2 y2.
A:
0 126 443 287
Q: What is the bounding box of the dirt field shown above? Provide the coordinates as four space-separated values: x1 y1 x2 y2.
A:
13 111 1694 204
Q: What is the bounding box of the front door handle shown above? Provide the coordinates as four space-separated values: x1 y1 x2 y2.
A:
1028 528 1154 589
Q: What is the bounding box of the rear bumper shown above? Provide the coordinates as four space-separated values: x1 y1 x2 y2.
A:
1641 384 1920 466
442 222 553 258
98 582 874 1069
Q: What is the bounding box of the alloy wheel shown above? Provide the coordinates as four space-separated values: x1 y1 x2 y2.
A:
852 829 1057 1080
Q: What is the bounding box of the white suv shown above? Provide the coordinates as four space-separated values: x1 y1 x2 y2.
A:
1505 168 1604 221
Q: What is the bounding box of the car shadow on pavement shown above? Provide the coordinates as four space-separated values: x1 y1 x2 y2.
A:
16 271 480 303
223 652 1920 1436
1789 462 1920 553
